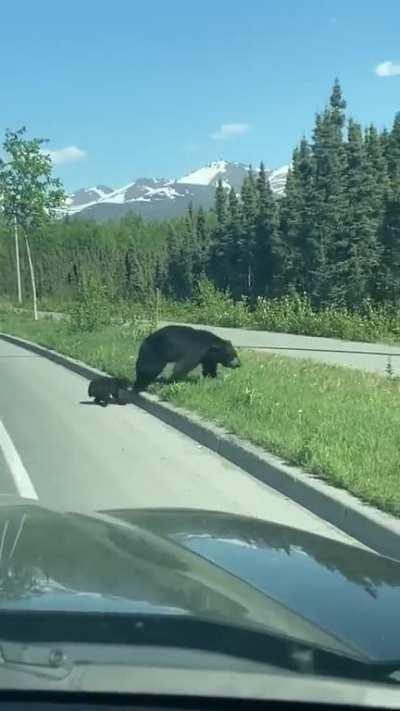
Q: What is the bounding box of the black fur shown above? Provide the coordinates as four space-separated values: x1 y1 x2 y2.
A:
134 325 240 391
88 377 132 406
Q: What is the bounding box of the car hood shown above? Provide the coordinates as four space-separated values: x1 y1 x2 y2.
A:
0 501 400 662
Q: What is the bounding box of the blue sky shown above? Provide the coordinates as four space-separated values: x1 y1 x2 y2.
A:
1 0 399 191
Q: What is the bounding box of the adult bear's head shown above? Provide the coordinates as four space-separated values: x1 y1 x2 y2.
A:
211 339 241 369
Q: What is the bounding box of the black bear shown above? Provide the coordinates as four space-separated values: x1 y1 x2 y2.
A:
134 325 240 392
88 376 132 406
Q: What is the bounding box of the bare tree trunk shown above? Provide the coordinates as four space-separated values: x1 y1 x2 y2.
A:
247 263 252 294
14 216 22 303
24 234 38 321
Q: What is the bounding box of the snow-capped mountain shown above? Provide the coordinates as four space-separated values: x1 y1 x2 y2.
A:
65 185 114 208
65 161 288 222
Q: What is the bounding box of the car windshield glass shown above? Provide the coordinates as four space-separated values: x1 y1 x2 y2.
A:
0 0 400 697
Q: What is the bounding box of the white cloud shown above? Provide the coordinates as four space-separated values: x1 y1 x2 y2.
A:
46 145 87 165
211 123 251 141
375 61 400 77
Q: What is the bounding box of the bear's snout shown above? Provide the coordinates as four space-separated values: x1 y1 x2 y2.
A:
229 356 241 368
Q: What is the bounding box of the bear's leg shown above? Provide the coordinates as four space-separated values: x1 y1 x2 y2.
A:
201 358 218 378
134 360 167 391
171 354 201 382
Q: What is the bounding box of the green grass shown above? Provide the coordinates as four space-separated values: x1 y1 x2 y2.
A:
27 286 400 345
1 309 400 517
161 293 400 345
0 311 143 378
160 353 400 516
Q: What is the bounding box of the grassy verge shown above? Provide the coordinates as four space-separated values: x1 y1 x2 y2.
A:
1 310 400 517
6 280 400 345
161 289 400 345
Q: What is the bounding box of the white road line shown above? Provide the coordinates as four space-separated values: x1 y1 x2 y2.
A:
0 420 38 500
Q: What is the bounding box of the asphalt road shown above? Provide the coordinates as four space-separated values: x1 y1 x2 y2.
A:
0 338 358 546
164 322 400 377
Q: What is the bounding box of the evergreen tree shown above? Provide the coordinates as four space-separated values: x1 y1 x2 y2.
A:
193 206 210 281
166 219 194 299
254 161 280 296
215 178 228 225
165 225 180 298
309 81 348 306
341 119 379 306
240 169 258 296
226 186 243 297
181 211 195 297
209 179 229 289
389 113 400 181
364 125 390 218
279 139 315 293
376 178 400 303
330 78 347 131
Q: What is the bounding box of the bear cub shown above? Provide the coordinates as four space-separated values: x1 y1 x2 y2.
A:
88 376 132 406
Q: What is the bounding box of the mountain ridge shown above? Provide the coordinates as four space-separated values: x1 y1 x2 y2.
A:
65 160 289 222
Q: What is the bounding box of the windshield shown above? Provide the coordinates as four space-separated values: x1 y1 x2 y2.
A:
1 0 400 698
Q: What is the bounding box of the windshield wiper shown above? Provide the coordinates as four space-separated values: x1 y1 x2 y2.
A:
0 611 398 684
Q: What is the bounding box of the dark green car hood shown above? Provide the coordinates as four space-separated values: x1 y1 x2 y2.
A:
1 501 400 662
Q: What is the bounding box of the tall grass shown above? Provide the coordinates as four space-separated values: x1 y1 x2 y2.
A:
6 278 400 344
161 283 400 343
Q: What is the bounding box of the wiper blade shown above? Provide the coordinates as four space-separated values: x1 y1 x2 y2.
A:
0 610 398 684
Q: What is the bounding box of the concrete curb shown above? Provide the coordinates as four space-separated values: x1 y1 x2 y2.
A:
2 330 400 561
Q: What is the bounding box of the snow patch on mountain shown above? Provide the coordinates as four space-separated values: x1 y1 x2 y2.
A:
143 186 181 200
177 160 229 185
269 164 290 195
64 161 289 221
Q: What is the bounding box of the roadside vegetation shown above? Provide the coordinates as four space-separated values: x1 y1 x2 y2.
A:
1 304 400 518
5 278 400 345
160 281 400 343
1 81 400 346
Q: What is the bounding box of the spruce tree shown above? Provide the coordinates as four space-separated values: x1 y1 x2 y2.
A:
181 212 195 297
193 206 209 281
376 179 400 303
388 113 400 181
226 186 243 297
309 81 348 306
341 119 379 306
166 224 183 298
240 170 258 296
215 178 227 226
209 179 229 289
254 161 280 296
279 138 315 294
364 125 390 218
166 213 195 299
380 128 391 167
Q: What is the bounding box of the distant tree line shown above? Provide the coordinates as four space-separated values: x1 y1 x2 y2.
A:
1 80 400 311
208 80 400 309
